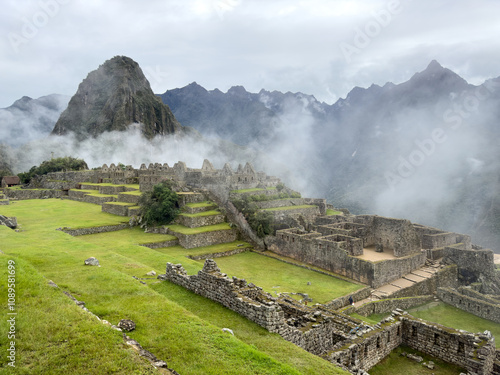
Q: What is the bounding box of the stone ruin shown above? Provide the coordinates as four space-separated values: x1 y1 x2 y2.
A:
4 159 500 372
26 159 281 194
162 259 497 374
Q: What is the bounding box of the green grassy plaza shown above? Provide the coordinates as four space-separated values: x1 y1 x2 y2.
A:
0 198 350 374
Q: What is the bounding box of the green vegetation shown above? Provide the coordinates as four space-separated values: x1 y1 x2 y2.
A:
231 188 266 193
180 210 221 218
0 256 158 374
369 345 465 375
248 210 274 237
167 223 232 235
138 181 179 226
0 198 348 374
214 252 363 304
18 156 88 184
184 201 216 209
326 209 343 216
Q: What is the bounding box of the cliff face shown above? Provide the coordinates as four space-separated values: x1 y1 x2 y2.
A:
52 56 183 139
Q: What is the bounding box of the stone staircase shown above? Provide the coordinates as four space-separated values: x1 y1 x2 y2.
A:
68 183 141 217
353 262 443 308
137 191 241 252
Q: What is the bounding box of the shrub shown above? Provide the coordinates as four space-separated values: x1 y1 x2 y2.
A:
138 181 179 227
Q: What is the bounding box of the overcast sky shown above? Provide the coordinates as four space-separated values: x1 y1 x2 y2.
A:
1 0 500 108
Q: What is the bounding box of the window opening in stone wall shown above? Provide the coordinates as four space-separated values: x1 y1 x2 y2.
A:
412 326 417 337
376 337 380 349
434 333 439 345
458 341 465 354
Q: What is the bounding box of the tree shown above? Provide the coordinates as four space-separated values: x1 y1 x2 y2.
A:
138 181 179 227
18 156 88 184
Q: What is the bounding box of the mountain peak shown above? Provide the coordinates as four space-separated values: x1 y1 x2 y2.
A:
426 59 443 71
52 56 183 139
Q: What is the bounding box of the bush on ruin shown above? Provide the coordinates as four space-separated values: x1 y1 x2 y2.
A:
139 181 179 227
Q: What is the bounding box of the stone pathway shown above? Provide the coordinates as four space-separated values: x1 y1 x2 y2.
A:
353 263 442 308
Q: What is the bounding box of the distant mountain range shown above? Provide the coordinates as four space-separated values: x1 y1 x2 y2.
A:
0 59 499 250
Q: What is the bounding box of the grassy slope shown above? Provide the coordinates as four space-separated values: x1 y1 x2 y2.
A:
0 199 347 374
0 256 157 374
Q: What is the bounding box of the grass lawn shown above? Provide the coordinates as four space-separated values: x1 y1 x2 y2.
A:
326 209 343 216
167 223 232 235
0 256 158 374
261 205 316 211
213 252 363 304
230 188 266 193
0 199 348 374
179 210 221 218
184 201 216 208
407 302 500 348
119 190 142 196
369 345 465 375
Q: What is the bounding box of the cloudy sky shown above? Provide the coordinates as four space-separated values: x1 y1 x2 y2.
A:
1 0 500 108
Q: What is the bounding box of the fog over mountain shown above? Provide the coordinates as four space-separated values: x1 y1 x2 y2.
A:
1 60 499 251
0 94 69 147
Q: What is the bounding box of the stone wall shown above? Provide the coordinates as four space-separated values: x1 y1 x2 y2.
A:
438 287 500 324
177 213 226 228
139 239 180 249
268 228 425 288
326 321 403 371
443 246 497 286
327 312 496 374
253 198 308 210
401 315 495 374
117 193 140 204
166 227 238 249
357 216 421 257
164 261 285 332
354 296 435 317
207 190 265 249
163 260 360 356
59 223 129 236
101 202 133 216
5 189 65 200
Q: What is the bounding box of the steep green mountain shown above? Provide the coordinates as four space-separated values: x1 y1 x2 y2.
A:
52 56 183 140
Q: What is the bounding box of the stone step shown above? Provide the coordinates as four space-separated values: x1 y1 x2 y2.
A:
183 202 217 214
178 211 225 228
177 192 206 206
166 224 238 249
102 202 137 217
117 191 141 204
